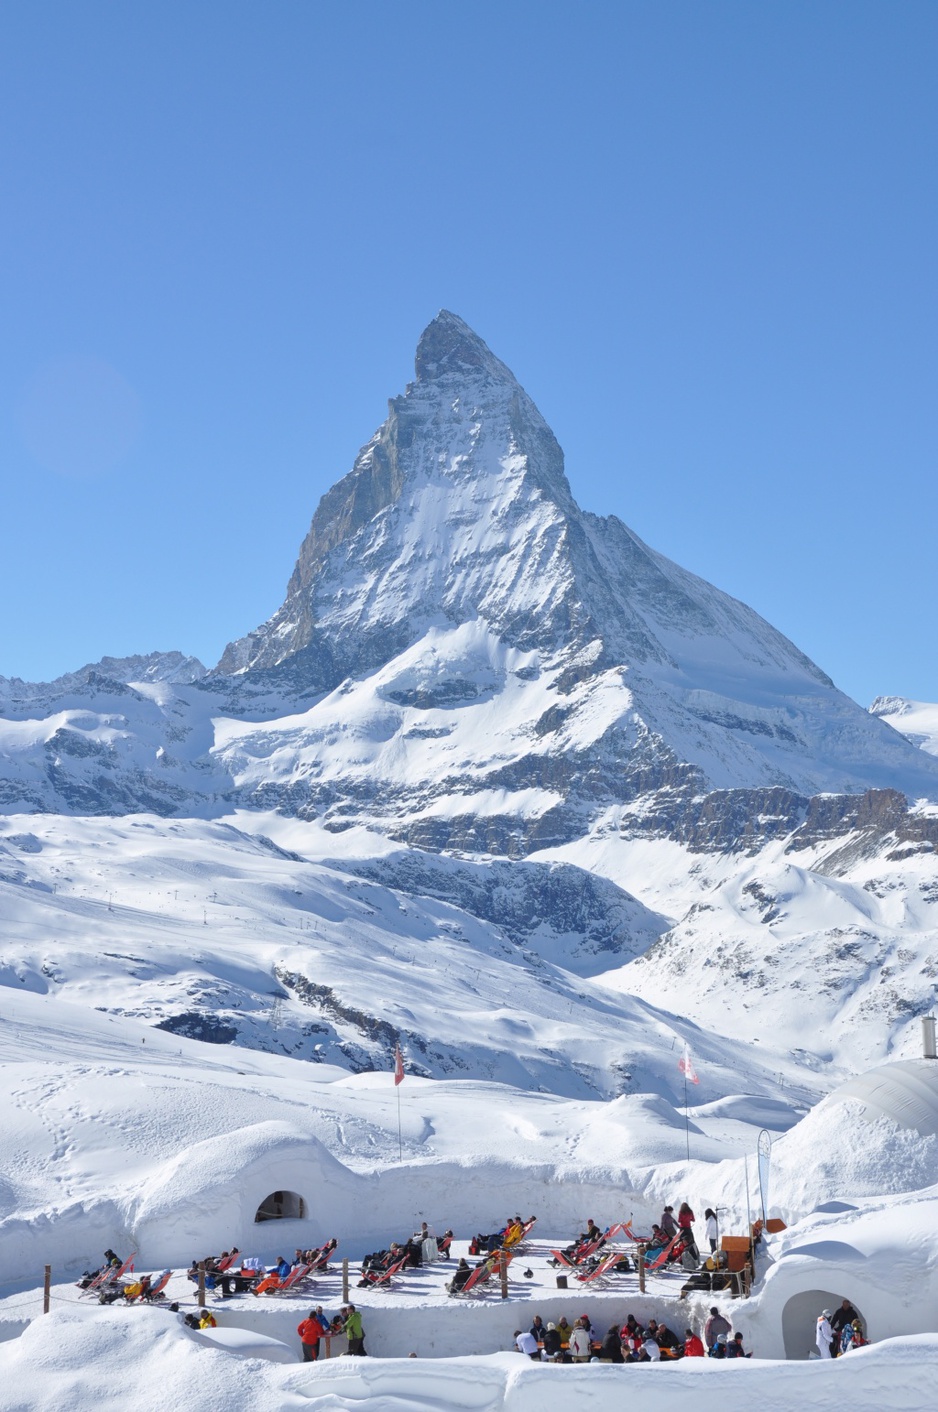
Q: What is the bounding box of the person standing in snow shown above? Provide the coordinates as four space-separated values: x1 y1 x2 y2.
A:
345 1303 366 1355
660 1206 678 1238
816 1310 834 1359
829 1299 860 1354
297 1310 327 1362
678 1201 697 1255
704 1306 731 1349
704 1208 719 1252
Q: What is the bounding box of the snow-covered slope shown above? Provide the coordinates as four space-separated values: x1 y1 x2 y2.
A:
0 811 804 1103
870 695 938 756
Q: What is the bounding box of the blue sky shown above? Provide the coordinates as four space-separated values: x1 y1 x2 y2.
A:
1 1 935 706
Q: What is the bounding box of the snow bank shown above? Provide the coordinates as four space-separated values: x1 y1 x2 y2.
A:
0 1307 936 1412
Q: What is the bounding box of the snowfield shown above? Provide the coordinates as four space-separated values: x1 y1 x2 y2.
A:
1 1311 935 1412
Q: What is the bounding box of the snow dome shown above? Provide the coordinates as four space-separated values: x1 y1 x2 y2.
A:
764 1059 938 1217
828 1058 938 1138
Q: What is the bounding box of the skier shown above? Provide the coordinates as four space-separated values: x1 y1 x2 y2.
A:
816 1309 834 1359
704 1208 719 1252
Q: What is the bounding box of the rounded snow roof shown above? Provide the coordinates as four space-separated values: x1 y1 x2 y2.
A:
831 1059 938 1138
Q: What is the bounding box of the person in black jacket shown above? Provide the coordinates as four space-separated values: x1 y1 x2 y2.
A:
829 1299 861 1354
542 1323 563 1361
600 1326 624 1362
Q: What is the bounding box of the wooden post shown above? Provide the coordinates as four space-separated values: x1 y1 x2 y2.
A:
341 1257 349 1304
43 1265 51 1314
197 1261 206 1308
499 1253 509 1300
638 1249 645 1294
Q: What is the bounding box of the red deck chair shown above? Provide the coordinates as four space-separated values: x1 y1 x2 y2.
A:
365 1255 408 1291
83 1254 135 1296
143 1269 172 1301
272 1262 311 1294
452 1250 513 1298
575 1252 628 1285
621 1220 652 1244
310 1239 338 1272
645 1232 683 1271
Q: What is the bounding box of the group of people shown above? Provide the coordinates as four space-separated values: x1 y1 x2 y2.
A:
644 1202 705 1266
297 1303 365 1360
816 1300 867 1357
359 1224 454 1284
514 1305 749 1362
468 1215 532 1256
183 1240 339 1298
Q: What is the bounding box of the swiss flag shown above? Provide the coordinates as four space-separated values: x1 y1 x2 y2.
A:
394 1042 405 1086
678 1043 699 1085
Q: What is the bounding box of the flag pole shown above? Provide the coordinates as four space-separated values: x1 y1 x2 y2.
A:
396 1083 402 1163
684 1068 690 1162
393 1041 404 1163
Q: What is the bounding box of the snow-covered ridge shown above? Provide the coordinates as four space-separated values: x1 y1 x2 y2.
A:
870 695 938 757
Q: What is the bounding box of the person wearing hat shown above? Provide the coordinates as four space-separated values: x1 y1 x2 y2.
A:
726 1330 750 1358
708 1332 728 1359
816 1310 834 1359
543 1323 562 1360
640 1333 661 1361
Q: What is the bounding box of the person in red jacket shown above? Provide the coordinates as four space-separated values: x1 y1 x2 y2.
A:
297 1309 327 1362
678 1202 698 1258
684 1328 705 1357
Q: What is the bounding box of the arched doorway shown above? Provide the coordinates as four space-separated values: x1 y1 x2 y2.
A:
782 1289 865 1359
254 1189 306 1222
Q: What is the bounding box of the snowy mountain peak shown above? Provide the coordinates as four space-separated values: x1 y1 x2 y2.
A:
208 314 938 807
414 309 521 387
